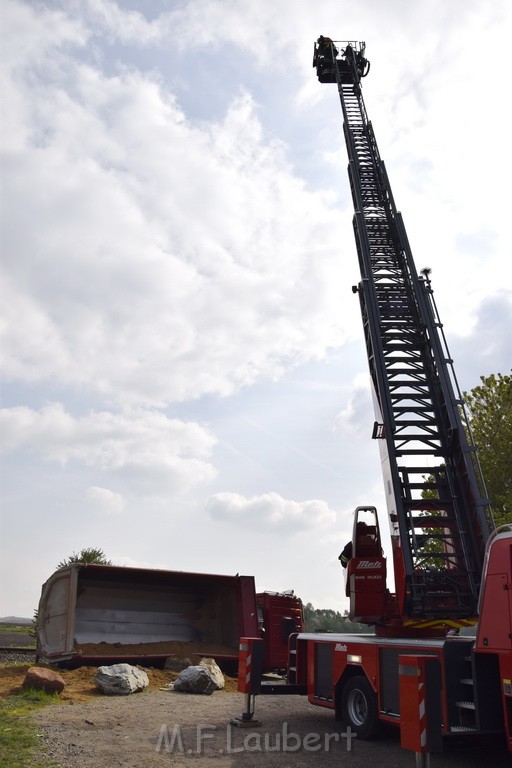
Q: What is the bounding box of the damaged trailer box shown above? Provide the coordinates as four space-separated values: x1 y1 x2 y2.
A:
36 563 302 669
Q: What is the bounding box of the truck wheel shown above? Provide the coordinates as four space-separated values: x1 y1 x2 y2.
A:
340 675 380 739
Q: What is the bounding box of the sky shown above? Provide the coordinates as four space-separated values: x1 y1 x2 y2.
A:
1 0 511 619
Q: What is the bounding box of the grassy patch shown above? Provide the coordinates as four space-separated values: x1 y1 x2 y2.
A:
0 688 58 768
0 625 34 636
0 624 36 648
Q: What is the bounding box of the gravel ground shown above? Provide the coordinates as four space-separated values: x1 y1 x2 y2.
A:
31 688 511 768
0 629 37 664
2 651 508 767
0 649 36 664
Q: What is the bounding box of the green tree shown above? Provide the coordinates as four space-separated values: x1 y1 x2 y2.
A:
419 467 449 566
303 602 369 633
464 372 512 527
57 547 112 569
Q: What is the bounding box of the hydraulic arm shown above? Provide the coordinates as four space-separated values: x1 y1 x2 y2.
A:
314 39 494 629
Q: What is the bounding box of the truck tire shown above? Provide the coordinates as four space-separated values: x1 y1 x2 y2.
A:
340 675 380 739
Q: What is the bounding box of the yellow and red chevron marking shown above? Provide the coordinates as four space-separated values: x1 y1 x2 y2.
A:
402 617 477 631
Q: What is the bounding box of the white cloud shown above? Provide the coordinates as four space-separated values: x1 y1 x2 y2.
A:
84 0 163 44
334 373 373 435
207 491 336 531
0 404 217 496
86 485 124 515
1 21 349 406
451 292 512 388
2 0 87 67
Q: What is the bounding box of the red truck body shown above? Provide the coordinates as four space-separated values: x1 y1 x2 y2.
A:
257 590 303 671
239 527 512 752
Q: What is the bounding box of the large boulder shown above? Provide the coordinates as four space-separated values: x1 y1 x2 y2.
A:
199 657 225 690
173 665 218 695
164 656 193 673
23 667 65 694
94 663 149 695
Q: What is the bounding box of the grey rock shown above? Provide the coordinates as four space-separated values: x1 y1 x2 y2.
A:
173 665 218 695
199 657 225 690
94 663 149 695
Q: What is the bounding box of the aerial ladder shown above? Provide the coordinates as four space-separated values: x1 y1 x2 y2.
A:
313 38 494 634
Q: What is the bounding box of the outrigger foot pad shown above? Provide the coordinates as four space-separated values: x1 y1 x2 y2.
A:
230 716 262 728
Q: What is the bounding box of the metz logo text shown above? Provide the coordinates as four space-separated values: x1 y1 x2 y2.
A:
356 560 383 569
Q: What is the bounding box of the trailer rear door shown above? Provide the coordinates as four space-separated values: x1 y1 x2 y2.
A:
37 567 78 658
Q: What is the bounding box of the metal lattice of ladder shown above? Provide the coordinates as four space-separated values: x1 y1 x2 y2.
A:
317 41 493 622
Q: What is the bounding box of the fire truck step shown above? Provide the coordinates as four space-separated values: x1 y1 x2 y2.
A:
456 700 476 710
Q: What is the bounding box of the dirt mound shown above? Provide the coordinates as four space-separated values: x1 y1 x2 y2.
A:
0 662 238 703
75 639 235 659
0 663 167 702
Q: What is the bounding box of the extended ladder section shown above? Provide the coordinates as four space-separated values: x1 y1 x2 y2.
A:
314 41 493 625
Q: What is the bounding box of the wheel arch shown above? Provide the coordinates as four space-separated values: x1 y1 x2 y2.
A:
334 665 377 721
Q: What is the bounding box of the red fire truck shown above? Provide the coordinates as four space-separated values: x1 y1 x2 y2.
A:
236 40 512 757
